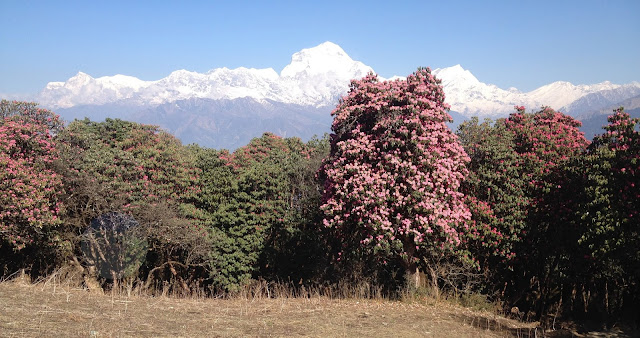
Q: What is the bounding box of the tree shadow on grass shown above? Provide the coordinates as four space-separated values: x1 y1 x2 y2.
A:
451 312 542 337
452 312 637 338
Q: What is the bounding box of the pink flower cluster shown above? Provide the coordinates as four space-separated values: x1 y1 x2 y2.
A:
505 107 589 191
0 114 63 250
322 68 471 266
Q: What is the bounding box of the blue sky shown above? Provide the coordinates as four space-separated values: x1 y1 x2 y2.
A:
1 0 639 95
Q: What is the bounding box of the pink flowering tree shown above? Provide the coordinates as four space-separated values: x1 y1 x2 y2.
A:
321 69 471 288
502 107 589 253
500 106 590 318
503 106 589 263
579 108 639 256
504 106 589 193
0 100 64 253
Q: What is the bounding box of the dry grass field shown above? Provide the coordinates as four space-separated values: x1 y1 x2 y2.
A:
0 277 554 337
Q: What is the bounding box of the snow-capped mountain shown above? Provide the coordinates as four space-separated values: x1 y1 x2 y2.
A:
431 65 522 117
37 42 640 119
25 41 640 150
577 93 640 140
39 72 149 108
38 42 373 110
559 85 640 118
431 65 640 118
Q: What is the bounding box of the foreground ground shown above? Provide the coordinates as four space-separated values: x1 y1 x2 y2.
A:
0 279 557 337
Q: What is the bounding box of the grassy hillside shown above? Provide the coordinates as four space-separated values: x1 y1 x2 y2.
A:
0 277 542 337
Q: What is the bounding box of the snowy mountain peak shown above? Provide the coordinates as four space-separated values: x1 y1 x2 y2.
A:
432 65 481 87
37 42 376 109
444 64 467 74
73 71 92 78
68 71 94 86
97 74 150 91
281 41 372 79
168 69 196 77
33 42 640 117
293 41 349 62
309 41 348 56
44 81 64 90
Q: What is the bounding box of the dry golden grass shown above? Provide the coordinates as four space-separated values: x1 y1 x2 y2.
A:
0 277 540 337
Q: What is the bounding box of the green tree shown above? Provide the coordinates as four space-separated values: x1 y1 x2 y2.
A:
56 118 206 290
574 108 639 322
457 117 527 270
503 107 590 320
192 133 326 292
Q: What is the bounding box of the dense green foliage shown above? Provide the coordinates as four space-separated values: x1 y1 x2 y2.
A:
457 117 526 269
190 133 329 291
54 118 207 287
570 109 639 322
457 106 637 325
578 109 639 268
503 107 590 320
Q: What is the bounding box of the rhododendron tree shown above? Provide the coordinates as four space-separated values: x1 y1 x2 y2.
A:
457 117 527 270
579 108 639 258
192 133 325 291
0 100 64 253
207 134 293 291
501 106 590 319
504 106 589 197
573 108 640 319
57 118 200 223
502 107 589 248
0 100 64 133
56 118 206 289
321 69 471 287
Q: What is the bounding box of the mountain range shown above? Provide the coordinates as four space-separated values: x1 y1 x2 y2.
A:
18 42 640 149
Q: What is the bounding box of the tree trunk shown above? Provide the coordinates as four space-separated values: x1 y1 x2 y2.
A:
402 241 423 292
15 269 31 284
427 264 440 300
168 261 190 294
111 270 119 293
405 262 421 291
71 255 102 293
84 265 103 293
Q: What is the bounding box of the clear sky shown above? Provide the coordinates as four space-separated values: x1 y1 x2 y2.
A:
1 0 639 96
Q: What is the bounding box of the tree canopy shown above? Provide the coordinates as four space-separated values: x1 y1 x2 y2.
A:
321 69 471 286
